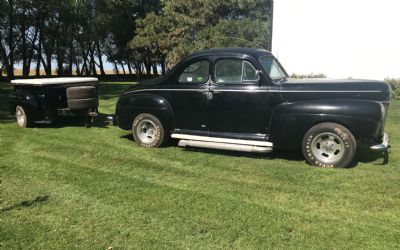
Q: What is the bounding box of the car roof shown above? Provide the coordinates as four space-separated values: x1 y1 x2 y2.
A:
189 48 272 58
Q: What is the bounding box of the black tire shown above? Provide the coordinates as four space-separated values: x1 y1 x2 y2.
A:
68 98 98 110
132 113 165 148
66 86 97 99
302 123 356 168
15 105 31 128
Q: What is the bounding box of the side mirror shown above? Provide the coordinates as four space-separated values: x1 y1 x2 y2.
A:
256 70 264 77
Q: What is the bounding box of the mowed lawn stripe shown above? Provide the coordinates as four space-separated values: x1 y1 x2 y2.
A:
4 160 398 249
3 131 400 230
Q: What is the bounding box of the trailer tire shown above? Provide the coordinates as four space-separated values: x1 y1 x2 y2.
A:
68 98 98 110
66 86 97 99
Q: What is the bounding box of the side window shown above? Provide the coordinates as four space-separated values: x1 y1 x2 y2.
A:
214 59 259 84
243 61 259 82
178 60 210 84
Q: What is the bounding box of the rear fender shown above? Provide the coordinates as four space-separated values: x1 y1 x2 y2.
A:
269 99 383 149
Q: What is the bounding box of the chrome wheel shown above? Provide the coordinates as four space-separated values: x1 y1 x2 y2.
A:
310 132 345 164
16 106 27 127
136 119 158 144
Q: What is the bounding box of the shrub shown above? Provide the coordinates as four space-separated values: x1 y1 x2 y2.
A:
385 78 400 99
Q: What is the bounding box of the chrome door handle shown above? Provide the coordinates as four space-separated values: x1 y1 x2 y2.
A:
207 91 213 100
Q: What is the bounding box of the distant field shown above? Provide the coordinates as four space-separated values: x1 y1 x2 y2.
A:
1 82 399 249
1 69 118 77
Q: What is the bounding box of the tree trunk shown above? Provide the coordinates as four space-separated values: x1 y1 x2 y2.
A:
113 61 119 75
36 31 42 76
45 55 52 76
68 41 74 76
56 40 67 76
126 59 132 75
75 59 81 76
152 64 158 76
25 26 39 77
21 24 29 77
7 0 14 78
89 46 97 76
120 62 126 75
0 42 9 77
160 56 166 76
96 41 105 75
144 62 152 76
56 55 64 76
81 51 88 75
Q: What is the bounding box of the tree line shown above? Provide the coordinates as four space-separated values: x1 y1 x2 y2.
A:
0 0 273 79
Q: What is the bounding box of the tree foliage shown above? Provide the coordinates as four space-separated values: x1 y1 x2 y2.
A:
132 0 272 66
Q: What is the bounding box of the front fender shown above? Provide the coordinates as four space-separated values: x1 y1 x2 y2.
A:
9 92 42 120
269 99 384 149
116 94 174 131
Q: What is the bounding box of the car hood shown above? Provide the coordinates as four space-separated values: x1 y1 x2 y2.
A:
279 78 391 103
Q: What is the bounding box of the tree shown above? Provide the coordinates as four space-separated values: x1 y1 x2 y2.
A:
129 12 172 75
131 0 273 67
0 0 273 79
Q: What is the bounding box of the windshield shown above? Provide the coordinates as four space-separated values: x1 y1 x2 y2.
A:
259 55 287 81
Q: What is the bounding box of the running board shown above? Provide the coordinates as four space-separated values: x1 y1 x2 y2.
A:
171 134 273 147
178 140 273 153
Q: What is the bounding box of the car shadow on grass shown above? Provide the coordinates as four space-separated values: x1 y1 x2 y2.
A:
0 196 49 213
120 134 305 162
30 112 112 129
355 147 390 166
120 134 390 167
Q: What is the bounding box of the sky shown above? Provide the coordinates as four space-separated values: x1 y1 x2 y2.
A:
272 0 400 80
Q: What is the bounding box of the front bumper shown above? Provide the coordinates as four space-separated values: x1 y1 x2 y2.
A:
370 133 389 151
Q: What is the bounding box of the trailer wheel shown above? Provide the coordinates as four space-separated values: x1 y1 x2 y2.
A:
302 123 356 168
67 98 98 110
15 106 30 128
132 113 165 148
66 86 97 99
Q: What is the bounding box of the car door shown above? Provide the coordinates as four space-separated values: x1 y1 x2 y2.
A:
162 57 210 135
208 56 271 140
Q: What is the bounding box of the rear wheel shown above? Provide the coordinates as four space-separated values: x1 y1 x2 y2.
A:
15 106 30 128
132 113 165 148
302 123 356 168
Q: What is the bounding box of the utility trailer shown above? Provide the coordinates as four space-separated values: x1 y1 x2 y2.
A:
9 77 99 128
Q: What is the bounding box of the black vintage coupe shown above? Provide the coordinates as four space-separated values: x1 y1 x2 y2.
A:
115 48 391 168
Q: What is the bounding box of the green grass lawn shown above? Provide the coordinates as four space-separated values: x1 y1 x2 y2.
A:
1 82 399 249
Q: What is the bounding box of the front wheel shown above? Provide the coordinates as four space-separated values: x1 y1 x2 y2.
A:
132 113 165 148
302 123 356 168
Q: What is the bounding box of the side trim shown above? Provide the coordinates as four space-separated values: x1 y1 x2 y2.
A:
123 88 382 95
274 90 381 93
123 89 208 95
171 133 273 147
